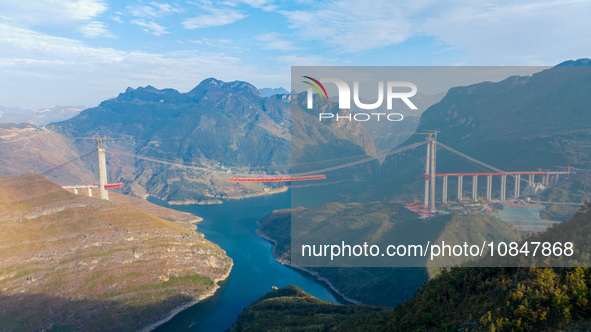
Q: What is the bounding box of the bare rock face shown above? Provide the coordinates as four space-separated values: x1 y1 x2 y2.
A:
0 174 232 331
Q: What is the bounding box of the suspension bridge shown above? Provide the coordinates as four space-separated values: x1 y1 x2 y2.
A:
40 134 573 215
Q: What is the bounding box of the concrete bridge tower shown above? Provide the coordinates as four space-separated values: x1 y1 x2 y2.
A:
98 146 108 200
75 136 116 201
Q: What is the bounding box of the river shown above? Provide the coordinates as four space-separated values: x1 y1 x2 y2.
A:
150 190 339 332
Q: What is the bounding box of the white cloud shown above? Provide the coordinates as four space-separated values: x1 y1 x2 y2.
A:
275 54 333 66
281 0 412 53
182 4 246 29
188 38 233 46
0 22 285 109
111 15 124 24
128 2 183 17
151 2 183 14
238 0 274 8
255 32 298 51
261 4 277 12
217 0 275 8
281 0 591 64
0 0 109 23
131 19 169 36
0 23 123 62
0 0 111 37
422 0 591 64
79 21 113 38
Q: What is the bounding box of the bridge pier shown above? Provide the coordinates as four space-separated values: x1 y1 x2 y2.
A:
500 174 507 201
431 169 571 204
88 187 92 197
486 175 492 201
472 175 478 200
442 176 448 203
73 187 78 195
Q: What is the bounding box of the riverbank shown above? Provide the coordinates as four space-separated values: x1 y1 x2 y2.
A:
169 199 223 205
143 262 233 332
149 189 339 332
228 186 289 200
165 186 289 205
255 226 363 305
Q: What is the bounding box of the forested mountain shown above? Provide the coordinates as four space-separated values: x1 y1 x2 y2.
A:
258 202 519 306
233 203 591 331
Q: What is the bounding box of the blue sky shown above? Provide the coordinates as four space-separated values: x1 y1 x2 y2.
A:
1 0 590 109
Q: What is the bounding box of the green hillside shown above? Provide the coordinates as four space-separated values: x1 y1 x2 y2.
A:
0 174 232 331
232 203 591 331
258 202 520 306
228 285 391 332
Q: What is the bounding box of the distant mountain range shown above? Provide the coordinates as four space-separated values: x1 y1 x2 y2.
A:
258 87 289 97
0 105 84 126
3 59 591 204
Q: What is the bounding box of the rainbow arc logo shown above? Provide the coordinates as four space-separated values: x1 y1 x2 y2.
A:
302 76 328 100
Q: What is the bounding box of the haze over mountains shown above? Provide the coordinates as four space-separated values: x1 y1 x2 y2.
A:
397 59 591 173
375 60 591 206
42 78 377 202
1 59 590 206
0 77 379 202
0 105 84 126
258 87 289 97
47 78 293 201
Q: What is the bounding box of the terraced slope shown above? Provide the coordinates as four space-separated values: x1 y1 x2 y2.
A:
0 174 232 331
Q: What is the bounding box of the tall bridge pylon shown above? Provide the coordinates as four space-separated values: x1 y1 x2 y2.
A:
73 137 118 200
414 131 438 213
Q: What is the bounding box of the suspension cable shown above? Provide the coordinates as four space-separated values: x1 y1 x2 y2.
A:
437 142 506 173
40 149 96 175
292 140 429 176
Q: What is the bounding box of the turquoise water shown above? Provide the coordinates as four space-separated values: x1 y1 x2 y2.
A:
490 205 559 232
492 205 545 223
150 190 339 332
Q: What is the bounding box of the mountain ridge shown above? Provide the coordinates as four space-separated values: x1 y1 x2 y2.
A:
49 78 375 202
0 174 232 331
